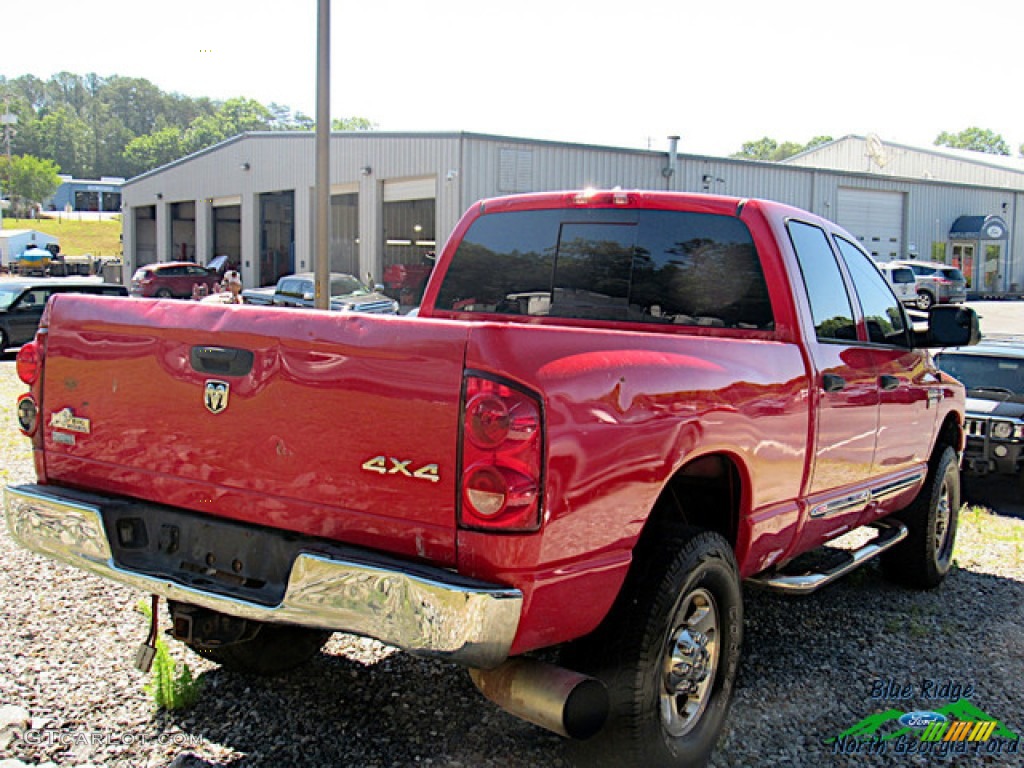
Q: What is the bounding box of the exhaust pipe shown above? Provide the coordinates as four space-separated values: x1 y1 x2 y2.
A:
663 135 680 189
469 658 609 740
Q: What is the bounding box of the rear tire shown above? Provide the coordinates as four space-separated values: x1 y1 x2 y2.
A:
562 528 742 767
916 290 934 310
155 288 173 298
187 623 332 675
881 446 959 588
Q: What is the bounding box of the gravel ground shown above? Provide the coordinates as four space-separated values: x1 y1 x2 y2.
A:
0 356 1022 768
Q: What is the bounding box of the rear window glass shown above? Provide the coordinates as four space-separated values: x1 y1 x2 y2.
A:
941 268 965 281
435 208 773 329
890 268 915 284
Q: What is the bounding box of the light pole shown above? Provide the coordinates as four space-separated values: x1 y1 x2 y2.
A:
1 99 16 220
313 0 331 310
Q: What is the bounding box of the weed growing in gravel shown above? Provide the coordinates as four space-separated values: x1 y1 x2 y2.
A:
136 600 204 710
147 642 204 711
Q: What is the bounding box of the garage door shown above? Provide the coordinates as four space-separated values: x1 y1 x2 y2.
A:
836 188 904 261
383 177 437 202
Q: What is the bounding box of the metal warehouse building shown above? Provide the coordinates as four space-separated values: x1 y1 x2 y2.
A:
121 131 1024 297
49 176 125 213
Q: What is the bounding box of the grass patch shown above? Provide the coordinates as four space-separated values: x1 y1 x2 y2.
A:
955 503 1024 570
2 216 122 257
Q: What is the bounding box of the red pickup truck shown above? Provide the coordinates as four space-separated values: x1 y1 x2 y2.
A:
5 190 979 767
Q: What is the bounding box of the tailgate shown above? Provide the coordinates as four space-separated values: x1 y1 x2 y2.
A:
38 296 469 566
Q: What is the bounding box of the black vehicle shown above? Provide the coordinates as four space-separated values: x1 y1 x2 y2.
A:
934 337 1024 479
0 278 128 353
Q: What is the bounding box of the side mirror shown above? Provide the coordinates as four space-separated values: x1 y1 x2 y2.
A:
915 305 981 348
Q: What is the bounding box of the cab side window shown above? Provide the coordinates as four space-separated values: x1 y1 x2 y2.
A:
787 220 856 341
833 236 909 346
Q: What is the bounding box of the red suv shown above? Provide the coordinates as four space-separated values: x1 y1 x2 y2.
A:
130 262 220 298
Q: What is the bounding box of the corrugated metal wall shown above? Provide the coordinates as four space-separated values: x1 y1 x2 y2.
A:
787 136 1024 190
122 132 1024 295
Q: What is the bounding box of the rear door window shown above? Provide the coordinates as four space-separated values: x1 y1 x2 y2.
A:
890 267 915 284
435 208 773 329
787 221 856 341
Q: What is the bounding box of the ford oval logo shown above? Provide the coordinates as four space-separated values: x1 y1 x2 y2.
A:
899 711 947 728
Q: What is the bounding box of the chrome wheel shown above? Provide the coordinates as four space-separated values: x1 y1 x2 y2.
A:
661 587 719 738
934 476 952 558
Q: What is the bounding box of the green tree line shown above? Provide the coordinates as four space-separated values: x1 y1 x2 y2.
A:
1 71 372 180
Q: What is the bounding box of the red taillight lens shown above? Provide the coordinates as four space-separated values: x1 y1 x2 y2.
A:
460 375 543 532
16 341 41 385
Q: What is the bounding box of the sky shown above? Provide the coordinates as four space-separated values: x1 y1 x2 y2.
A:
2 0 1023 159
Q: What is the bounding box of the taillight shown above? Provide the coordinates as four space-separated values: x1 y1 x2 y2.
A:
16 341 41 385
571 188 632 206
460 374 543 532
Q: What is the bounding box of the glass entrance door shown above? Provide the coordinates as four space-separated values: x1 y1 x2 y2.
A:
952 243 975 289
982 244 1002 292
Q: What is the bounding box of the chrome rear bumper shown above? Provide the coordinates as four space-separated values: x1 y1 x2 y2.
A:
4 483 522 669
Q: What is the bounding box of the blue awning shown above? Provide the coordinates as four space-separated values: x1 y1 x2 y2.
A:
950 215 1008 240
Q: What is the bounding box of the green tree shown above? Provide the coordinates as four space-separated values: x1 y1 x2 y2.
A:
122 127 185 176
269 103 314 131
934 127 1010 155
101 76 174 137
0 154 62 216
25 106 92 177
733 137 778 161
182 97 274 153
732 135 832 161
332 116 377 131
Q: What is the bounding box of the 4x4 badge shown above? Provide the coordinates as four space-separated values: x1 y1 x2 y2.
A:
204 380 230 414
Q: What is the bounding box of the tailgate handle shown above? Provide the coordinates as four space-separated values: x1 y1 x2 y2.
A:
190 346 254 377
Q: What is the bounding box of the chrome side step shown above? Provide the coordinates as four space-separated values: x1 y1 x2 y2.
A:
747 521 908 595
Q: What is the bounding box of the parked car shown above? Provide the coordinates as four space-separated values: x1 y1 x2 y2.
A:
239 285 275 306
266 272 398 313
893 260 967 309
382 259 434 306
935 337 1024 480
875 263 918 307
130 261 220 299
0 278 127 353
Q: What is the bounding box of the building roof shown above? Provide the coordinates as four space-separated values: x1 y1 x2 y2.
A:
788 134 1024 175
782 134 1024 190
0 229 58 241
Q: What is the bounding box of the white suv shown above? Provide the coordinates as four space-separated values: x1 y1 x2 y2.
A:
875 263 918 307
893 260 968 310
